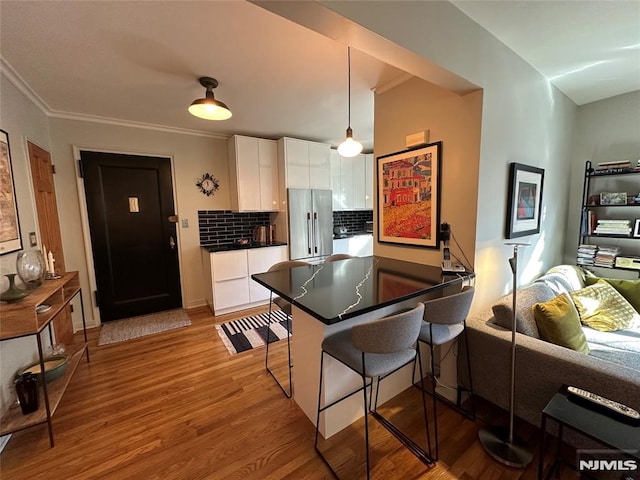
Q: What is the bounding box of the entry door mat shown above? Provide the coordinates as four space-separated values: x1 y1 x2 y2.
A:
98 309 191 346
215 309 290 355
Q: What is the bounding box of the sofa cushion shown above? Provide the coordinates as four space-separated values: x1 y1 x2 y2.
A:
492 283 557 338
570 280 640 332
545 265 588 291
584 277 640 313
533 293 589 353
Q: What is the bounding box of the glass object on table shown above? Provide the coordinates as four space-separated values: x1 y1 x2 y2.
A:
16 249 46 289
0 273 30 303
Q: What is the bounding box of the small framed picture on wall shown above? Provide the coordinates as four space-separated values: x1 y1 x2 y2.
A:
505 162 545 239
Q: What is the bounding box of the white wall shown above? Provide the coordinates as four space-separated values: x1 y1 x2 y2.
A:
565 90 640 276
0 75 54 416
49 118 230 323
374 77 482 269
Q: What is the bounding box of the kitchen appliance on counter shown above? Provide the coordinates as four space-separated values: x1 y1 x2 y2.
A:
365 221 373 233
252 224 278 245
333 226 348 238
288 189 333 262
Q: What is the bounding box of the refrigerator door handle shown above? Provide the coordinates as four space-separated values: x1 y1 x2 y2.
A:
307 212 312 254
313 212 319 254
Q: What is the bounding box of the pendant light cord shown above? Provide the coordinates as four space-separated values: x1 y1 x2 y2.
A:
347 46 351 129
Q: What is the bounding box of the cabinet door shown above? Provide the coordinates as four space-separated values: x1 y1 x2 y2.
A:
332 238 350 255
233 136 261 211
212 250 248 281
352 154 366 209
340 154 354 209
330 149 342 211
248 246 287 302
365 154 374 210
211 250 250 311
214 278 251 310
258 139 279 211
309 142 331 189
285 138 310 189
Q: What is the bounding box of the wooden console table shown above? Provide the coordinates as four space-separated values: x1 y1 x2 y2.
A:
0 271 89 447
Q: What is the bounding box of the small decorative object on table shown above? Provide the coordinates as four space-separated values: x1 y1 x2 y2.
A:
14 372 39 414
19 354 69 383
0 273 30 303
16 249 46 289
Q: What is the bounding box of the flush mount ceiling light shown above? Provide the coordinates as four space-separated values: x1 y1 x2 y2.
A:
188 76 232 121
337 47 363 158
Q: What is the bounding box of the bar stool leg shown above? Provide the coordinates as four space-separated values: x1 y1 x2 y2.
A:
429 324 439 460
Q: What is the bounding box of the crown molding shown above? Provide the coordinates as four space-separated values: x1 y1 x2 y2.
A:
1 56 51 114
1 56 229 140
48 111 230 139
371 72 414 95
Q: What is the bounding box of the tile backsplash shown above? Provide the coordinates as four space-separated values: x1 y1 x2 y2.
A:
199 210 271 246
333 210 373 233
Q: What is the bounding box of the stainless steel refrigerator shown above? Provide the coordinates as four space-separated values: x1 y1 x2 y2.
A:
287 188 333 262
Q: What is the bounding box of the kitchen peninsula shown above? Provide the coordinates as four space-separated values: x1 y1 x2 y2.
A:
251 256 474 437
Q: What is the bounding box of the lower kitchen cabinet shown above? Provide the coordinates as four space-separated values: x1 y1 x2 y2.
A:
333 234 373 257
201 245 287 315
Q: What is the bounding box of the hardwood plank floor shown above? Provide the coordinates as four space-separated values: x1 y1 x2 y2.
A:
1 306 574 479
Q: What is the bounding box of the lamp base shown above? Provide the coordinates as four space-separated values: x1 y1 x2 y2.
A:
478 426 533 468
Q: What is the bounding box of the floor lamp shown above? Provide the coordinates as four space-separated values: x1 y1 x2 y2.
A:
478 242 533 468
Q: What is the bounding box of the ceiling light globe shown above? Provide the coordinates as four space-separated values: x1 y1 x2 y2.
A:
188 100 232 121
338 137 363 157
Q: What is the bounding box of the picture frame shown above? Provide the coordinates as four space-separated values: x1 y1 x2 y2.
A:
634 219 640 238
377 141 442 248
505 162 544 239
600 192 627 205
0 129 22 255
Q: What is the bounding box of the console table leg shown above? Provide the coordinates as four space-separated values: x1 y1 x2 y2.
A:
37 334 54 447
78 288 90 363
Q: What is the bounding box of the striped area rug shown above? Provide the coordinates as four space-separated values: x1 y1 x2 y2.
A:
215 309 290 355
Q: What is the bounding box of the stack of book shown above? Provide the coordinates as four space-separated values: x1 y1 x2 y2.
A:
594 245 620 268
593 219 632 236
581 211 598 234
594 160 633 174
577 244 598 266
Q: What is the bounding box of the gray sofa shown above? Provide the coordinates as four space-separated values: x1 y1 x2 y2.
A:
466 265 640 428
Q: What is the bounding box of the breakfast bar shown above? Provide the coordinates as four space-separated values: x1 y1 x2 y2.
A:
251 255 474 438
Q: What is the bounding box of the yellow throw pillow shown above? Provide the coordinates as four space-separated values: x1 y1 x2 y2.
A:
569 280 640 332
533 293 589 353
584 276 640 313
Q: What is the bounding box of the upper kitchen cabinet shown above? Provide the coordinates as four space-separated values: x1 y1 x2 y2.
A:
278 137 331 190
331 150 371 211
228 135 279 212
365 153 374 210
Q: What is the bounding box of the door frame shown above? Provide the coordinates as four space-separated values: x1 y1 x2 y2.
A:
72 145 184 325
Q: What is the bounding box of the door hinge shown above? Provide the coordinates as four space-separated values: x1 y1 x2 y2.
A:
77 159 84 178
94 290 99 307
51 164 56 174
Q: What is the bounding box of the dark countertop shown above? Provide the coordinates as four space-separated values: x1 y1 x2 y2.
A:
251 255 473 325
333 230 373 239
202 241 288 253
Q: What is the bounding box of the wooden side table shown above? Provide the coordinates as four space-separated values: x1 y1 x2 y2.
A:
0 271 89 447
538 387 640 479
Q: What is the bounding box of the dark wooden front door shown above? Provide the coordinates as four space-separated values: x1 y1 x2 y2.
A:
80 151 182 321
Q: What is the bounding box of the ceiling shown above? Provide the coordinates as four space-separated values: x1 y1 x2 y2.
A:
1 1 638 150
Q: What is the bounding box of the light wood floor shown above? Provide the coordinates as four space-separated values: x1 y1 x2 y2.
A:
1 306 574 479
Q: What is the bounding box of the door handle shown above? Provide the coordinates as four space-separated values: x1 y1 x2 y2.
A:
313 212 319 254
307 212 312 254
169 235 176 249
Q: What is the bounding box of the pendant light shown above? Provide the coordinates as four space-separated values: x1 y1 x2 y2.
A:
188 76 232 121
337 47 363 157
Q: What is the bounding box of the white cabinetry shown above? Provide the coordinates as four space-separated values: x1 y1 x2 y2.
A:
333 235 373 257
228 135 279 211
365 154 374 209
331 150 371 211
278 137 331 190
202 245 287 315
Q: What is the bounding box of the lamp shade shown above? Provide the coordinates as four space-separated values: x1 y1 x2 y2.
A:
337 128 363 157
188 77 232 121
